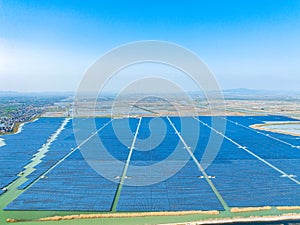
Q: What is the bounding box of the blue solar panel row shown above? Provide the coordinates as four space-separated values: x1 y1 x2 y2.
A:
0 175 18 190
220 119 300 160
264 132 300 147
16 118 112 190
18 179 35 190
268 159 300 179
130 117 182 165
192 120 253 161
6 118 139 211
4 116 300 212
5 151 120 211
16 120 77 190
195 116 300 207
226 116 300 147
88 118 139 161
206 159 300 207
117 117 223 211
118 160 224 211
223 117 300 181
0 118 64 193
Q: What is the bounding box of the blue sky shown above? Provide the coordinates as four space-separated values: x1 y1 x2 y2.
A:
0 0 300 92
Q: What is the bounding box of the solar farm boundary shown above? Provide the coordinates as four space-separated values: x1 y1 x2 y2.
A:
225 117 300 149
111 117 142 212
166 116 230 211
193 117 300 186
0 118 70 209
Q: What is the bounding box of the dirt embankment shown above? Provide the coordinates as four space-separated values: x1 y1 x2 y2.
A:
230 206 272 213
7 210 219 223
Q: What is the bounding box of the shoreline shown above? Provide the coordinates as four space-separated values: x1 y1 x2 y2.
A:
0 122 25 136
14 118 39 135
250 122 300 137
14 122 25 135
0 117 39 137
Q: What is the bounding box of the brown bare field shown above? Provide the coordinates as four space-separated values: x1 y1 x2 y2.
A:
37 211 219 221
230 206 272 213
277 206 300 211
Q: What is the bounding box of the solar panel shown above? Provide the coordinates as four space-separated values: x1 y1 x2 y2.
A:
0 118 64 193
4 116 300 211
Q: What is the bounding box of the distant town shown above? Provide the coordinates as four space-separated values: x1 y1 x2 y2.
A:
0 94 69 133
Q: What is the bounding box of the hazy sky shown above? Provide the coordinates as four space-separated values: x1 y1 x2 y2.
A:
0 0 300 92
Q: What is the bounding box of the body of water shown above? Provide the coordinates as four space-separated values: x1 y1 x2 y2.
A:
263 122 300 135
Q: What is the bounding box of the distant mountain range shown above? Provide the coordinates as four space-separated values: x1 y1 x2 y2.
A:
223 88 300 95
222 88 300 99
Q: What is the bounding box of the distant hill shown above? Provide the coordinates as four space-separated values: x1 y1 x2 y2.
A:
222 88 300 99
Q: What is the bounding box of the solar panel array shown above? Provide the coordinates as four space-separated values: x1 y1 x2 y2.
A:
117 117 223 211
6 151 119 211
5 118 137 211
196 116 300 207
0 118 64 193
2 115 300 211
17 118 112 190
118 160 224 211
